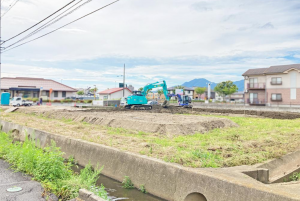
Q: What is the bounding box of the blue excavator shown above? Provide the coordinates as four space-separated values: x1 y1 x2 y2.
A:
168 94 193 108
125 80 170 110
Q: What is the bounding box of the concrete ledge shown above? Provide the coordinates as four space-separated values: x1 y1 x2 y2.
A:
79 189 105 201
2 120 300 201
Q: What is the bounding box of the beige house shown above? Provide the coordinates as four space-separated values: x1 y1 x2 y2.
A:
0 77 77 100
243 64 300 106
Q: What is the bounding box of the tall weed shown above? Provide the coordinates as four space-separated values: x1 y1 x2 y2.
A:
0 132 107 200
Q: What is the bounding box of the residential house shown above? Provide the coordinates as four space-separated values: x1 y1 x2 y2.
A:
193 89 216 100
98 88 132 100
0 77 77 100
227 92 244 103
146 92 166 100
167 87 194 99
243 64 300 106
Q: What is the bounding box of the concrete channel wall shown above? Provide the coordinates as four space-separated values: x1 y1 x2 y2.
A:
1 120 300 201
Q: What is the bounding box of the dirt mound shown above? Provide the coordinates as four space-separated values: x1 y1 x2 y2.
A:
18 109 238 136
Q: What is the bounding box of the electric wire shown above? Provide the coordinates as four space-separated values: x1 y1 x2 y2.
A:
6 0 91 48
2 0 120 53
1 0 76 44
1 0 20 18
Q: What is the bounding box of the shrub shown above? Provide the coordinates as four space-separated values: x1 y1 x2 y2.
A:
0 132 108 200
122 176 134 189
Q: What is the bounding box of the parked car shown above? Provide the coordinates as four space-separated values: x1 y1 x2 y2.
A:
147 101 159 105
11 97 33 107
120 97 127 106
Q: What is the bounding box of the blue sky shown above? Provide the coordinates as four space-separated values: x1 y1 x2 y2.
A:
2 0 300 91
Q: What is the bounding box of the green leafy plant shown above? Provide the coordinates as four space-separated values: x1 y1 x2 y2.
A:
77 91 84 96
0 132 108 200
214 81 238 100
139 185 147 193
122 176 134 189
290 172 300 181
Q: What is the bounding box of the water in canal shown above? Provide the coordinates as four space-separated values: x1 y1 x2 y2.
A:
73 166 165 201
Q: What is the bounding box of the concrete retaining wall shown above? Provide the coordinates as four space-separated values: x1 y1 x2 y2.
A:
1 120 300 201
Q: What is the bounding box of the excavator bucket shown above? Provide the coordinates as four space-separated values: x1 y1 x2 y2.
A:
162 100 169 108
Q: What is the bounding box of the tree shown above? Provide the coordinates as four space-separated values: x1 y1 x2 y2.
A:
77 90 84 96
157 89 164 99
194 87 206 99
214 81 238 101
138 87 143 91
90 87 98 94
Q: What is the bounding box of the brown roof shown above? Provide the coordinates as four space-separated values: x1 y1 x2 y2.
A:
242 68 269 76
242 64 300 76
266 64 300 74
0 77 77 92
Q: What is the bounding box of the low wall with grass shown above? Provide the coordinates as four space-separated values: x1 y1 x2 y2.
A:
1 120 299 201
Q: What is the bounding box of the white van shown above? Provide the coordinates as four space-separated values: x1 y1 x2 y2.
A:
120 97 127 107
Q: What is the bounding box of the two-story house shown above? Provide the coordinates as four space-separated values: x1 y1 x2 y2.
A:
167 87 194 99
243 64 300 106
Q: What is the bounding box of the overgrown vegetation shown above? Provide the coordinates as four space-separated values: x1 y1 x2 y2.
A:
0 132 107 200
290 172 300 181
122 176 134 189
139 184 147 193
4 112 300 168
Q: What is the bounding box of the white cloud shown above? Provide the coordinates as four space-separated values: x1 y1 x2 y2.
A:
1 0 300 89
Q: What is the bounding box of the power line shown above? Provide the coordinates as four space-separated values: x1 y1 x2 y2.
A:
2 0 120 53
6 0 91 48
1 0 76 44
1 0 20 18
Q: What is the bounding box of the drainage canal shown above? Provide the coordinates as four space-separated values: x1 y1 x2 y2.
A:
73 165 165 201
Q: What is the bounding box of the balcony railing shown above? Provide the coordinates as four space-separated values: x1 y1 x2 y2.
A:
247 98 266 105
271 98 282 102
270 81 282 85
247 83 265 89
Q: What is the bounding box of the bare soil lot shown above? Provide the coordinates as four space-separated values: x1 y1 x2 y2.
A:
17 108 237 136
2 106 300 168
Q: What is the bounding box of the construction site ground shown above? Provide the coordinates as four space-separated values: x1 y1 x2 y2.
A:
1 105 300 168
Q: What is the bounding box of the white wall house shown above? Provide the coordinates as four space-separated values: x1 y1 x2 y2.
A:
0 77 77 100
98 88 132 100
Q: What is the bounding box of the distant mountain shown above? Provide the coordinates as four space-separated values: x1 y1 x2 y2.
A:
182 78 244 92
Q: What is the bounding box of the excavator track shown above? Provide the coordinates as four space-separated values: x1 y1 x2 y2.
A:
125 105 152 110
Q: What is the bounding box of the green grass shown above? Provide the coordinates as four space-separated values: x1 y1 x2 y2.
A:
0 132 108 200
5 111 300 168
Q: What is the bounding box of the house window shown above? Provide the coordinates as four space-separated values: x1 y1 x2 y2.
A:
33 92 38 98
62 91 66 98
271 94 282 101
271 77 282 85
54 91 58 98
249 78 258 88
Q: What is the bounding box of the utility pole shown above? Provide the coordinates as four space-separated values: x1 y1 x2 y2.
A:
123 64 125 97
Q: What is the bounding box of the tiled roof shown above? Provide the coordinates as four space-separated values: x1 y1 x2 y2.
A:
0 77 77 92
266 64 300 74
99 88 132 95
242 64 300 76
242 68 269 76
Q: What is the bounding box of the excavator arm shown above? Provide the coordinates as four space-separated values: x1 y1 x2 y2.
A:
141 81 170 101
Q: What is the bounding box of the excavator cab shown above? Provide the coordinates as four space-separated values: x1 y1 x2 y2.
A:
132 91 143 96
